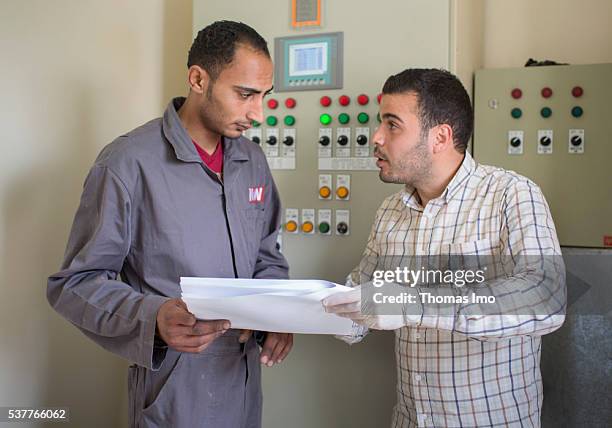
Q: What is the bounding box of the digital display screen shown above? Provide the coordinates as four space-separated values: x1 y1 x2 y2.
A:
288 42 328 76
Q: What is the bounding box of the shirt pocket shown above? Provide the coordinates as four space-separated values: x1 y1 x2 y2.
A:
449 238 497 255
448 238 503 279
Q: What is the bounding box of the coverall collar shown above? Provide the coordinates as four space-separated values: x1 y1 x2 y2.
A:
162 97 250 164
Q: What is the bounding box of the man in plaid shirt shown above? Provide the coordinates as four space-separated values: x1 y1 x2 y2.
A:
323 69 566 427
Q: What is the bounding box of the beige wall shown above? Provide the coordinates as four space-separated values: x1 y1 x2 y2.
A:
0 1 192 426
483 0 612 67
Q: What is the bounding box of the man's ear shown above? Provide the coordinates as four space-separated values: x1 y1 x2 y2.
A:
431 124 454 155
187 65 210 95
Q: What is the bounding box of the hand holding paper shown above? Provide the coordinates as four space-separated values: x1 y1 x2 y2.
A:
180 277 356 335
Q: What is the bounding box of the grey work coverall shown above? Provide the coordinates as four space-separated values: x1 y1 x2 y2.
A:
47 97 289 427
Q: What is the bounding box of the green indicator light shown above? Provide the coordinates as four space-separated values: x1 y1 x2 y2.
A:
338 113 350 124
266 116 278 126
357 112 370 124
511 108 522 119
319 113 332 125
377 113 381 123
284 115 296 126
252 120 261 127
571 106 583 118
540 107 552 118
318 222 330 234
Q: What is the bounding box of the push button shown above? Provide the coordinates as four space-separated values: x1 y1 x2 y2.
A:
336 186 349 199
301 221 314 233
319 186 331 199
318 222 330 234
285 220 298 233
337 135 349 146
336 222 348 235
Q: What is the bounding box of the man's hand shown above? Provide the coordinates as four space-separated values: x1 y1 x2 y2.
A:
259 332 293 367
156 298 230 353
322 285 417 330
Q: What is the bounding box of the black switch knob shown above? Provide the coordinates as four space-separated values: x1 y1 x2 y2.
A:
539 136 551 146
356 135 368 145
319 135 330 146
571 135 582 146
283 136 294 146
337 222 348 235
337 135 349 146
267 135 277 145
510 137 522 148
252 136 260 145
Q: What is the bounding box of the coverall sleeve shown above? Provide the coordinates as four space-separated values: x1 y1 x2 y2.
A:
252 164 289 280
47 164 169 370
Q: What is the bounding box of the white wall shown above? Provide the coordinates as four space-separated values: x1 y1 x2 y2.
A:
483 0 612 67
0 1 191 426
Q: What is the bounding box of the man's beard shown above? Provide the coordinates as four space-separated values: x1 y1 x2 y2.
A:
379 139 431 186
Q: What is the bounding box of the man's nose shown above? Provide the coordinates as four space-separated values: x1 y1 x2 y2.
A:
372 126 384 146
246 101 264 125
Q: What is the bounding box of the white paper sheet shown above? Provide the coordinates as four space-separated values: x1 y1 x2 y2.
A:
180 277 355 335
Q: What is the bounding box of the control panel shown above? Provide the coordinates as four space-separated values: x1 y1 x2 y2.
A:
474 64 612 248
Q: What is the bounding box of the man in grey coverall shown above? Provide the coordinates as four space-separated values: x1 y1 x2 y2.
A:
47 21 292 427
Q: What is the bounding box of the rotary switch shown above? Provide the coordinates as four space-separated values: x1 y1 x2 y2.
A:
337 135 349 146
283 136 294 146
251 136 260 144
510 137 522 148
539 136 552 146
266 135 277 145
570 135 583 146
319 135 330 146
356 135 368 145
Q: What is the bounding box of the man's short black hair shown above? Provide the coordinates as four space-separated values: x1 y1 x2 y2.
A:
382 68 473 153
188 20 270 82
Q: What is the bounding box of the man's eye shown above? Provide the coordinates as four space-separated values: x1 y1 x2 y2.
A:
387 122 397 130
240 92 252 99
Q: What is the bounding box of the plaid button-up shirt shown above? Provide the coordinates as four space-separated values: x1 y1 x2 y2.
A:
348 152 566 427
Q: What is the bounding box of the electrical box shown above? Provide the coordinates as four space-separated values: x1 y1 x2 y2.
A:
193 1 484 427
474 64 612 248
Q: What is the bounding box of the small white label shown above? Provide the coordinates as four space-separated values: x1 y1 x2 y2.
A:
317 209 332 235
245 128 262 145
335 209 350 236
355 127 370 157
336 128 351 158
568 129 585 154
318 128 332 158
508 130 524 155
285 208 299 234
301 209 315 235
336 174 351 201
268 157 296 170
317 157 378 170
318 174 332 200
537 130 553 155
265 128 280 157
281 128 297 158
